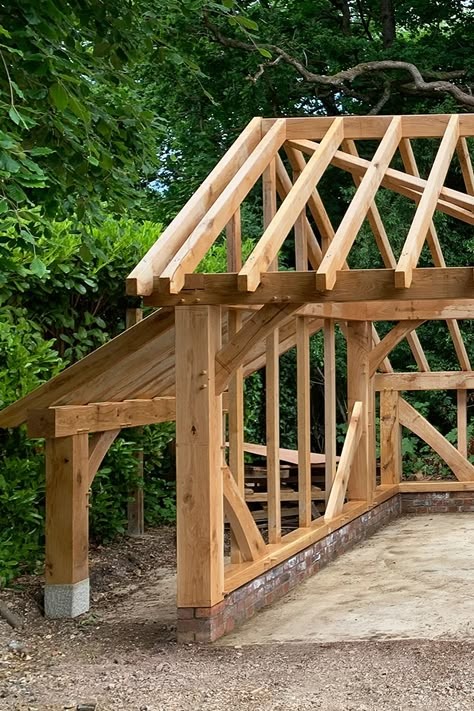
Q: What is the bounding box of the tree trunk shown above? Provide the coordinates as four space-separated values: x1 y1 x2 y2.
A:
380 0 395 48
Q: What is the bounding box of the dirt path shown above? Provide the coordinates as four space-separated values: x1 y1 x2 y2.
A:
2 524 474 710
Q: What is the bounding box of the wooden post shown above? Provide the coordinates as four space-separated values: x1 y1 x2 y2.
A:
324 319 337 501
126 307 145 536
226 211 245 562
294 172 311 527
458 389 468 458
44 433 90 618
264 160 281 543
346 321 373 502
380 390 402 485
175 305 224 608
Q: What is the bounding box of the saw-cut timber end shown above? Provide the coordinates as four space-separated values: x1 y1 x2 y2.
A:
237 271 260 293
394 268 412 289
315 270 335 292
157 275 180 295
125 274 150 297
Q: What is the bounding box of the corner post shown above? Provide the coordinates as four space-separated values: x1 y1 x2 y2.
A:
175 305 224 610
346 321 374 502
44 433 90 618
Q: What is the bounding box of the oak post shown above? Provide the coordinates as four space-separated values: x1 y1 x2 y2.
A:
44 433 90 618
264 159 281 543
346 321 373 502
226 210 245 562
324 319 337 501
380 390 402 485
175 305 224 608
457 389 468 458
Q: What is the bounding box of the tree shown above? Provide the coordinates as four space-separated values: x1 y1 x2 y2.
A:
0 0 166 275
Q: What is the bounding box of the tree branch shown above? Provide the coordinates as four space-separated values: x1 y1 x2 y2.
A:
205 17 473 110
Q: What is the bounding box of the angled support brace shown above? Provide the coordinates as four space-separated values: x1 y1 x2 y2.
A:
215 302 300 394
369 321 426 377
223 465 266 561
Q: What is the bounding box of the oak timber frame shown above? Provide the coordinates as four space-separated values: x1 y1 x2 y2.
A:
1 113 473 622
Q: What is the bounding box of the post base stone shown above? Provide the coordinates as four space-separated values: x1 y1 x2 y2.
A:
44 579 90 618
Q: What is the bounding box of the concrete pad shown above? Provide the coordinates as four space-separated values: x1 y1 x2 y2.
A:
221 514 474 645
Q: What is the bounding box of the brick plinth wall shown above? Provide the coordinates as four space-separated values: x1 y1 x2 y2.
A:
401 490 474 514
177 494 401 643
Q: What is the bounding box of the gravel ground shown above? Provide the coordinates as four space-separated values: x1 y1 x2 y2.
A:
2 527 474 710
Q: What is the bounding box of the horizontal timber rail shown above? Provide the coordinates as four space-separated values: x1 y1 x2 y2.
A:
375 372 474 390
144 268 474 307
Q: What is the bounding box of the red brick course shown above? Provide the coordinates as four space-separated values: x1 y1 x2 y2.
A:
177 494 401 643
176 491 474 643
401 490 474 514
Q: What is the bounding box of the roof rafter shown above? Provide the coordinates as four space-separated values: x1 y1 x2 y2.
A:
237 117 344 292
159 118 287 294
395 114 460 288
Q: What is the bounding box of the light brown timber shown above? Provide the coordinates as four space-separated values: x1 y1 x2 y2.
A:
238 117 343 292
159 119 286 294
222 465 266 561
324 319 337 501
395 115 460 287
457 389 468 458
226 210 245 563
324 401 363 520
175 305 224 607
126 117 262 295
380 391 402 485
45 434 89 586
27 397 176 438
375 371 474 391
399 398 474 482
88 429 121 487
316 116 402 290
346 321 373 502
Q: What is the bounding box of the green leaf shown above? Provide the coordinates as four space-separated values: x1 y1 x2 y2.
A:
234 16 258 31
49 82 69 111
29 147 54 157
0 200 8 214
29 257 48 278
8 107 22 125
258 48 272 59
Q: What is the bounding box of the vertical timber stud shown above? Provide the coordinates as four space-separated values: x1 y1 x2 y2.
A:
175 305 224 608
295 169 311 527
346 321 373 502
457 389 468 458
226 211 245 562
126 307 145 536
44 433 90 618
324 319 337 502
380 390 402 485
264 159 281 543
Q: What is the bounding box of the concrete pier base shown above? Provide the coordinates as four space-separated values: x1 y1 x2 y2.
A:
44 579 90 618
